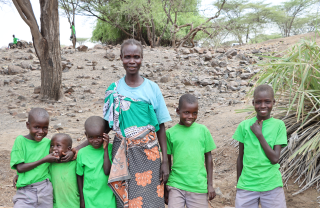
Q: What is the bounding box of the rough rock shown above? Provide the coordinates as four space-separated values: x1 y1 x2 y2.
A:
104 52 115 61
8 65 23 75
93 44 103 49
194 47 204 54
211 59 219 67
216 48 225 53
160 76 170 83
204 52 212 61
226 49 237 57
77 45 88 52
240 73 254 79
181 48 190 54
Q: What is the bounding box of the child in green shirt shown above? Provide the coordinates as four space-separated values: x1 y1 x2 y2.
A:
165 94 217 208
76 116 116 208
10 108 60 208
233 85 287 208
49 133 80 208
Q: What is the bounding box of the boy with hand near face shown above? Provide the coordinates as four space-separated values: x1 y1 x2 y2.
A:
234 85 287 208
76 116 116 208
165 94 216 208
10 108 74 208
49 133 80 208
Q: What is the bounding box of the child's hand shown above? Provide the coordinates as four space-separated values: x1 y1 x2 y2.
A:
207 185 216 201
103 133 110 149
44 153 59 163
13 175 18 188
61 150 75 162
250 120 263 138
71 148 78 160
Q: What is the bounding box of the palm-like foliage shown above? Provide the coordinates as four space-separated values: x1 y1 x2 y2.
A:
235 40 320 195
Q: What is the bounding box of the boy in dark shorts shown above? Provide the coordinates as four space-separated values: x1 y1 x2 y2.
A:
165 94 216 208
49 133 80 208
233 84 287 208
10 108 59 208
76 116 116 208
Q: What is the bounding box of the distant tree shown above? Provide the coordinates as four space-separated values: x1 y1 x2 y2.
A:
76 37 88 45
13 0 63 101
270 0 316 37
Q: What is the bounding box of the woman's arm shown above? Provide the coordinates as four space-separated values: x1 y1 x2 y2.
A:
157 123 169 183
77 175 85 208
237 142 244 182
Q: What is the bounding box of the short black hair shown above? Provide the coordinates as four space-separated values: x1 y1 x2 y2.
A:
52 133 72 147
120 39 143 57
28 108 49 123
178 94 198 109
84 116 106 132
253 84 274 99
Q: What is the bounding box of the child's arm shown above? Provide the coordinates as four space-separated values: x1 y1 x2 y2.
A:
205 151 216 201
103 133 111 175
237 142 244 182
164 154 172 205
251 120 282 164
77 175 85 208
15 153 58 173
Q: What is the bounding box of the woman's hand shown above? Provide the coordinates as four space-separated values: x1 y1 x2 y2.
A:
160 161 169 183
13 175 18 188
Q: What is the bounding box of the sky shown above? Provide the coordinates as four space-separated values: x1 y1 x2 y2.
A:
0 0 285 48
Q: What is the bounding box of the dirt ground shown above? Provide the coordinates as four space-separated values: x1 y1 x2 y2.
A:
1 33 320 207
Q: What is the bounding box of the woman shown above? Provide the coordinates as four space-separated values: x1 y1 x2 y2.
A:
103 39 171 208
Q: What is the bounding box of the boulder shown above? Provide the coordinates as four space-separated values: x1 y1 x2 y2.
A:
20 61 31 69
194 47 204 54
8 65 23 75
204 52 212 61
77 45 88 52
104 52 115 61
216 48 225 53
181 48 190 54
226 49 237 56
94 44 103 49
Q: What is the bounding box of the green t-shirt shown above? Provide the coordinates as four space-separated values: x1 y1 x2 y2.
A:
166 123 216 193
10 135 51 188
13 37 18 44
233 117 287 192
76 144 116 208
71 25 76 36
49 161 80 208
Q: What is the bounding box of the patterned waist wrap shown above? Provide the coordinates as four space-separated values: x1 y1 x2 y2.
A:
103 80 165 208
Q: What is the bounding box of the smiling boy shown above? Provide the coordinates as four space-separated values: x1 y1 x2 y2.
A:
10 108 58 208
76 116 116 208
49 133 80 208
165 94 216 208
233 85 287 208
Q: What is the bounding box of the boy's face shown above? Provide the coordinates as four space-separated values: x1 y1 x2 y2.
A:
177 102 198 127
26 117 49 142
252 90 275 121
85 127 104 149
120 45 142 76
50 136 71 159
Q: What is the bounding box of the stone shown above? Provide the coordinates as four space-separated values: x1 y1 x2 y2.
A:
77 66 84 69
8 65 23 75
16 113 28 119
53 123 63 130
211 59 219 67
4 79 10 85
160 76 170 83
84 89 95 94
226 49 237 56
104 52 115 61
93 44 103 49
77 45 88 52
144 71 153 77
27 48 34 53
216 48 225 53
252 49 261 54
20 61 30 69
219 61 228 67
64 87 74 93
8 104 18 109
240 80 248 86
229 72 237 78
181 78 193 86
240 73 254 79
34 86 41 94
194 47 204 54
199 77 213 86
204 52 212 61
181 48 190 54
17 95 26 101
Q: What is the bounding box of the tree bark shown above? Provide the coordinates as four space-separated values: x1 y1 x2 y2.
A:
13 0 63 101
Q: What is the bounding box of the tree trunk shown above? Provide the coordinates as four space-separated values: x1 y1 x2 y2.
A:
38 0 63 100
